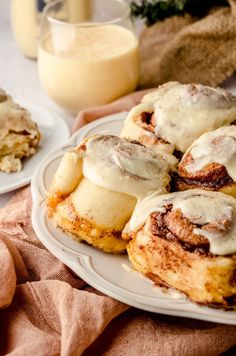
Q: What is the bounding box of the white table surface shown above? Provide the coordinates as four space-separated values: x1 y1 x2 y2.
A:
1 0 236 208
0 0 75 207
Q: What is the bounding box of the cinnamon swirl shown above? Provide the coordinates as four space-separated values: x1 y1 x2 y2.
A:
47 135 174 253
123 189 236 308
121 81 236 155
176 126 236 197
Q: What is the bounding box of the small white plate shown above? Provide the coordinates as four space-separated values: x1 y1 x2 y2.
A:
31 113 236 325
0 101 70 194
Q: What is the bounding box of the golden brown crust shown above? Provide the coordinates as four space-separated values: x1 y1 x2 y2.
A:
126 212 236 308
0 90 8 103
176 151 235 193
124 190 236 308
178 152 228 180
53 196 127 253
145 271 236 309
0 89 41 172
47 191 67 218
175 173 235 191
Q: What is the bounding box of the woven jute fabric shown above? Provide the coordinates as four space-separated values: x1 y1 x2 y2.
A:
139 0 236 88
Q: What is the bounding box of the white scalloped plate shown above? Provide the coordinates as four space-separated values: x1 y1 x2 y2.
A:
31 113 236 325
0 101 70 194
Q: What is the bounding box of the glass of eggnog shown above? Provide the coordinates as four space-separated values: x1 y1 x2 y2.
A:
38 0 139 113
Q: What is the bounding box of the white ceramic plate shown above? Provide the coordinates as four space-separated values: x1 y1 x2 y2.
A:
0 101 70 194
31 113 236 325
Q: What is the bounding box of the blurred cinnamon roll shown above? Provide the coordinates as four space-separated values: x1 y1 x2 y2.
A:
0 89 41 173
121 81 236 155
176 126 236 197
47 135 175 253
123 189 236 308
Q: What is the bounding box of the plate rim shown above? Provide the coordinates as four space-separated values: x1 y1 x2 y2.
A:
0 101 70 194
31 113 236 325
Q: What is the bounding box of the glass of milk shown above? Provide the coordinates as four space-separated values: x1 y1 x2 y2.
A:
38 0 139 113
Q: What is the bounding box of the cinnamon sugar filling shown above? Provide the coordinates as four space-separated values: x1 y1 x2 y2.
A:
178 151 234 189
135 112 170 144
149 208 213 256
176 163 234 189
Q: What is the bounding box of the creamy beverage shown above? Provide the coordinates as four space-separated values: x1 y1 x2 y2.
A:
11 0 40 58
11 0 90 59
38 25 139 112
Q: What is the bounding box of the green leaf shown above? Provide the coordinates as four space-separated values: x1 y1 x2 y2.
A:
130 0 229 26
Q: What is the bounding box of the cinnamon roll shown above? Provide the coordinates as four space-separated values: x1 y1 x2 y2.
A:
176 126 236 197
47 135 175 253
123 189 236 308
121 81 236 155
0 89 41 173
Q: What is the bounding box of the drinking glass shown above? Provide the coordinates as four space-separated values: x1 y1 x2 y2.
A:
38 0 139 113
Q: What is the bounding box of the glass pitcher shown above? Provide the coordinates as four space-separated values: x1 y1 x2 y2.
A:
11 0 90 59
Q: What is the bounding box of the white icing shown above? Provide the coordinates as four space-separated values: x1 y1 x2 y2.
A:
126 189 236 255
124 102 154 123
129 82 236 153
80 135 170 199
121 104 175 155
183 126 236 181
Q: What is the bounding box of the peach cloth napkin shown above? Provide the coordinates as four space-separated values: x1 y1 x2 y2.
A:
1 91 236 356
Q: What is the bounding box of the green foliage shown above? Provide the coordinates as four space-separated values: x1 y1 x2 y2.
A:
130 0 229 26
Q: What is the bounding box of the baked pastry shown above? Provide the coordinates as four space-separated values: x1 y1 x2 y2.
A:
175 126 236 197
120 81 236 155
0 89 41 173
47 135 176 253
123 189 236 308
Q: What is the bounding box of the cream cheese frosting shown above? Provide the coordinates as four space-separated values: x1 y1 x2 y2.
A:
182 126 236 181
81 135 170 199
124 82 236 153
126 189 236 255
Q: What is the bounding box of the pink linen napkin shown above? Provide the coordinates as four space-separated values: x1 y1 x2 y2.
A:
0 90 236 355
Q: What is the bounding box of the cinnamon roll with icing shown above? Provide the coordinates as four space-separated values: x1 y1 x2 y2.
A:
0 89 41 173
47 135 176 253
176 126 236 197
121 81 236 155
123 190 236 308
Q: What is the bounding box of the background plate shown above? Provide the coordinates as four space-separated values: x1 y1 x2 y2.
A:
0 101 70 194
31 112 236 325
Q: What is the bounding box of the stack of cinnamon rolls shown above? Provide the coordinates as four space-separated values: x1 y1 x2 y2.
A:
47 82 236 309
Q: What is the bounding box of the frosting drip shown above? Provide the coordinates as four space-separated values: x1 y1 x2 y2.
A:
126 189 236 255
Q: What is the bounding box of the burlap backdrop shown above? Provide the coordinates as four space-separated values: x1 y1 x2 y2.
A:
139 0 236 88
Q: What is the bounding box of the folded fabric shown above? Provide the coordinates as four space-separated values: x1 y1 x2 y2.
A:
139 0 236 88
0 90 236 355
73 89 150 131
